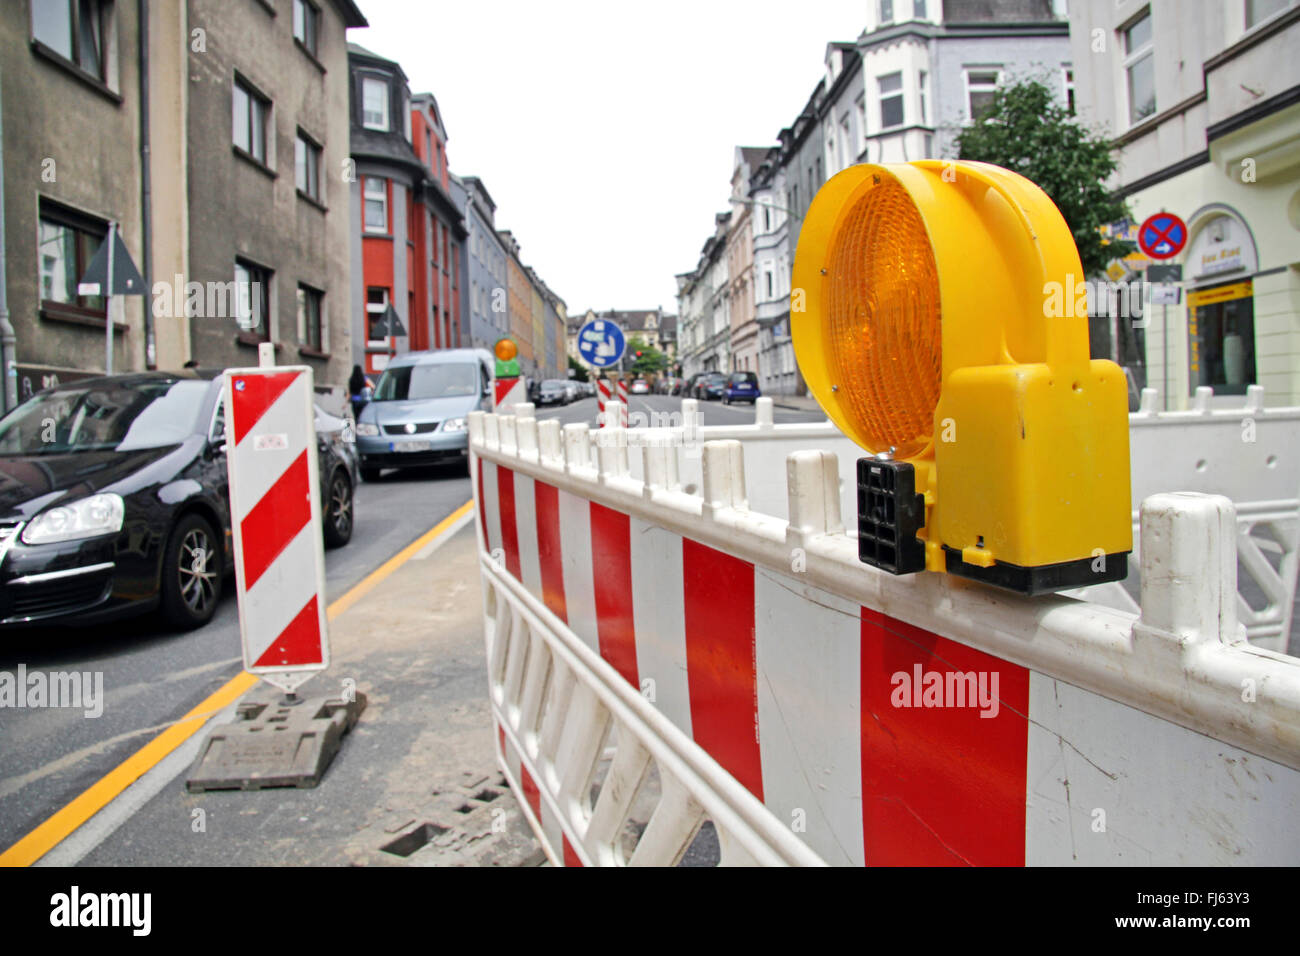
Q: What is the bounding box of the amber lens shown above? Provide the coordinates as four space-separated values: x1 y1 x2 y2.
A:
825 177 941 458
494 338 517 361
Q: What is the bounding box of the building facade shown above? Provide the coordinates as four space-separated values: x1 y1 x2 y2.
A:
453 174 509 351
348 44 466 377
727 148 765 374
1069 0 1300 409
1 0 363 405
188 0 365 384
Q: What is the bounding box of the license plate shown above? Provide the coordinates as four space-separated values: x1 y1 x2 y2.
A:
391 441 433 453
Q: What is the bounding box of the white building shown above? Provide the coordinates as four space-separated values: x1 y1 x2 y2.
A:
1068 0 1300 408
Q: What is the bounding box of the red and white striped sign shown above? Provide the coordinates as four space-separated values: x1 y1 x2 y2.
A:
596 377 611 413
476 458 1300 866
617 378 628 405
494 376 525 412
224 366 329 679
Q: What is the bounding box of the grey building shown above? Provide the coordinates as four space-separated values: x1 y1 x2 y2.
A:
187 0 366 386
451 174 509 351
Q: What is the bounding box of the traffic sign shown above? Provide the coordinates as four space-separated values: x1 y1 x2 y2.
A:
224 365 329 693
1138 212 1187 260
577 319 625 368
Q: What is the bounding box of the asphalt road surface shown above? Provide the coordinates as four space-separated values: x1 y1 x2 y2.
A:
0 461 473 855
533 393 826 428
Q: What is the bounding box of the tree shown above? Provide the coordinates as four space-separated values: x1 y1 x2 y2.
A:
954 76 1135 277
567 355 589 382
625 336 668 376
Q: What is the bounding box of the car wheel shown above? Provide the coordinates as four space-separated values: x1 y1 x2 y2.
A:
361 465 382 482
323 470 353 548
161 513 222 630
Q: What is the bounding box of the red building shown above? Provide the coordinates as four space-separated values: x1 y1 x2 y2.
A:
348 44 465 376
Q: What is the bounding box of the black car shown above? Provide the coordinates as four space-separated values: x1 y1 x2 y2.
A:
693 373 727 401
0 371 356 631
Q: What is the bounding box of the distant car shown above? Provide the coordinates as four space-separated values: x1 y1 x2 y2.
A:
630 379 650 395
694 373 727 401
563 381 580 403
722 371 761 405
0 371 356 631
355 348 494 481
538 380 569 406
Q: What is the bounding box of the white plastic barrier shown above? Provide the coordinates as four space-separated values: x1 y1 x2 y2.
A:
470 404 1300 866
1067 386 1300 653
613 392 1300 654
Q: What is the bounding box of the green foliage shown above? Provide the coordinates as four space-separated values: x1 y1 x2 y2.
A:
567 354 589 382
625 336 668 375
954 76 1135 277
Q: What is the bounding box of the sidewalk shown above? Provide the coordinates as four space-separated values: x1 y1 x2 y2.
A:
75 516 545 867
769 393 822 413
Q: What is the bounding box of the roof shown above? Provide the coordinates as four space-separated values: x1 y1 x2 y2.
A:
329 0 368 28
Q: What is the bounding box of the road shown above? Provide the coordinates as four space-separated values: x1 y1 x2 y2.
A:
0 462 472 856
0 393 828 862
532 393 826 428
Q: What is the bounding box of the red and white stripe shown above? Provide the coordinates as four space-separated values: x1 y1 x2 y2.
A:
225 367 329 675
617 379 628 405
494 376 526 412
476 459 1300 866
596 378 611 414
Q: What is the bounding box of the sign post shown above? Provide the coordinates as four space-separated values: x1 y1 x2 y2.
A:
78 221 145 374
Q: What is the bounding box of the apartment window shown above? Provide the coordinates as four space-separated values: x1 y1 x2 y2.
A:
366 287 389 345
966 69 1000 121
32 0 112 84
1122 11 1156 125
1063 67 1075 114
879 72 904 128
856 94 867 150
918 70 929 125
763 205 772 232
424 129 432 168
37 201 106 317
292 0 318 57
362 76 389 131
913 0 927 17
295 132 321 202
764 265 776 300
839 115 851 166
297 284 324 351
1246 0 1290 28
233 77 269 164
234 260 271 340
879 0 894 24
402 94 412 142
363 177 388 233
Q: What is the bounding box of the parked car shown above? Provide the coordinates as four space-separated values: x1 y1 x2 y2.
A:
538 380 569 406
0 370 356 631
722 371 761 405
694 373 727 401
630 379 650 395
563 381 580 403
354 348 494 481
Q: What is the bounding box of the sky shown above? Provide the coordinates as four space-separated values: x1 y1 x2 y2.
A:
351 0 868 316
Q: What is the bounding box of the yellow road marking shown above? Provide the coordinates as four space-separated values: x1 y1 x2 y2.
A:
0 499 475 868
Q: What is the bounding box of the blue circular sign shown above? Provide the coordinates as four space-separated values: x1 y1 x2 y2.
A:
577 319 626 368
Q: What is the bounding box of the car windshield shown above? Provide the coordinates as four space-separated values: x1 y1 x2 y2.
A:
705 374 726 384
542 380 566 390
374 363 479 401
0 380 210 456
730 372 757 384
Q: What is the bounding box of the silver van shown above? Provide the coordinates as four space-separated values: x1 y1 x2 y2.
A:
353 348 494 481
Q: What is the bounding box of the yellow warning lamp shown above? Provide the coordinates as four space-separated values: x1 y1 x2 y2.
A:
493 337 520 379
791 161 1131 594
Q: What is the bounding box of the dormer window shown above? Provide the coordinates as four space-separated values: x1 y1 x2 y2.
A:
362 76 388 131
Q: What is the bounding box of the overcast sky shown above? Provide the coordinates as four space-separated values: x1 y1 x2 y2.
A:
352 0 868 315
